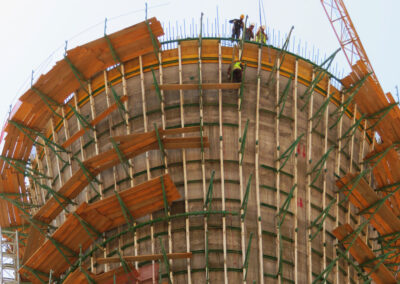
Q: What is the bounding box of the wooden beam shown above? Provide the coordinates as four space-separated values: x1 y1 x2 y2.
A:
96 252 192 264
154 83 241 90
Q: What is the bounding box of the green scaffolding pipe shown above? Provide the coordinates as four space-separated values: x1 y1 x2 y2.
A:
277 133 304 171
336 248 369 282
307 145 335 187
151 68 163 103
241 174 253 220
243 232 253 281
154 123 166 168
64 54 90 96
339 113 366 152
0 155 50 180
277 75 293 118
110 137 131 178
239 119 249 165
266 26 294 86
159 237 172 284
31 86 63 119
300 48 340 111
116 249 132 275
160 175 169 218
329 73 370 129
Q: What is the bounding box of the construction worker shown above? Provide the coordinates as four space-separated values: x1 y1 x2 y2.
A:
227 61 244 83
229 14 245 40
255 25 268 44
244 23 255 41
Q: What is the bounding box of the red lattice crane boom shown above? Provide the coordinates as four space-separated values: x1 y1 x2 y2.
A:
320 0 382 91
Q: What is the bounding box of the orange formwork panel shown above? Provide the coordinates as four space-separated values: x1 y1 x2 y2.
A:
20 174 180 283
337 173 400 268
333 224 396 284
34 127 207 224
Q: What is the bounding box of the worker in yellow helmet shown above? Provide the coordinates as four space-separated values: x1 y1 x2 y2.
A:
227 61 244 83
255 25 268 44
229 14 245 40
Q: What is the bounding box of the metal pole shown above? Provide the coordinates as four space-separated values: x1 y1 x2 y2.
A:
16 230 20 284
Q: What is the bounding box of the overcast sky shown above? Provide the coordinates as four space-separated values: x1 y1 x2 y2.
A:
0 0 398 137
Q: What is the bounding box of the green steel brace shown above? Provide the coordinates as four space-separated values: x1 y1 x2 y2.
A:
329 73 370 130
243 232 253 281
315 172 400 283
8 119 70 164
159 237 173 284
339 113 367 152
22 215 78 266
79 245 96 284
68 104 94 131
277 183 297 278
0 193 40 210
277 183 297 227
300 48 340 111
31 86 63 119
116 249 132 274
204 170 215 213
365 102 398 131
151 68 163 103
104 18 122 69
63 48 90 96
277 75 293 118
110 136 131 178
108 81 128 126
276 133 304 171
310 91 335 131
307 145 335 187
241 174 253 220
0 155 50 180
266 26 294 86
0 156 76 206
239 119 249 165
22 265 49 284
145 12 160 65
154 123 166 168
239 64 247 111
72 154 101 198
308 198 336 241
336 248 370 282
160 175 169 218
114 189 135 228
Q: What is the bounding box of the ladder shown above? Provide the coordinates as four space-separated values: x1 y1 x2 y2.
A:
0 228 20 284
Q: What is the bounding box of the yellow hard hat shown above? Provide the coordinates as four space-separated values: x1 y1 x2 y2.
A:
240 14 244 19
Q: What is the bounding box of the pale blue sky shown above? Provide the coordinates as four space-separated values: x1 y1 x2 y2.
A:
0 0 398 136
